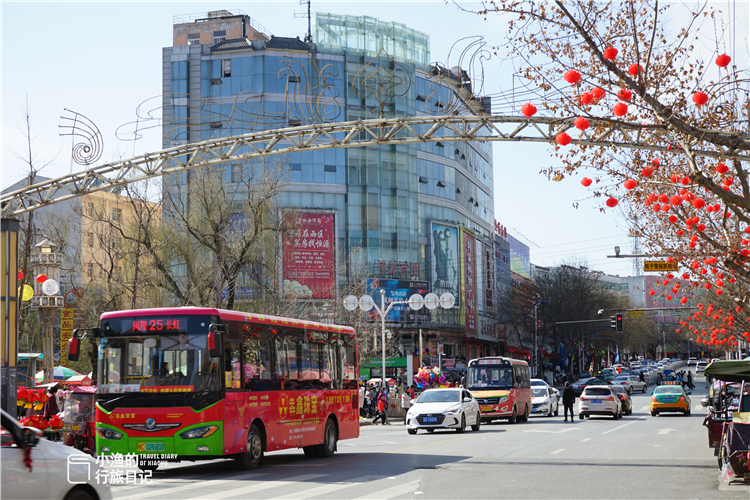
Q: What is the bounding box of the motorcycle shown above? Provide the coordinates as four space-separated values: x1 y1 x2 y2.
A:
62 386 96 455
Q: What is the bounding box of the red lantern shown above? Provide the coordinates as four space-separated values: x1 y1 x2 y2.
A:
606 197 618 208
581 177 593 187
692 92 708 106
628 64 643 76
668 215 677 223
623 179 637 190
716 54 731 68
670 195 683 206
724 177 734 186
716 289 723 295
564 70 581 85
649 290 655 296
603 47 618 60
592 87 606 100
680 297 688 304
556 132 572 146
521 102 537 117
580 92 594 105
716 163 728 174
641 167 653 177
36 274 48 284
613 102 628 116
18 271 23 281
574 117 590 130
617 89 632 101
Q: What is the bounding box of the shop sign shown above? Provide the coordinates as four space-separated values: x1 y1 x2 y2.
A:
461 229 477 336
375 260 421 279
282 212 336 299
478 315 498 342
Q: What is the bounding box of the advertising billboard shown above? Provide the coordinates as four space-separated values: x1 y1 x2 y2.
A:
461 228 477 336
366 279 431 323
282 212 336 299
429 222 460 307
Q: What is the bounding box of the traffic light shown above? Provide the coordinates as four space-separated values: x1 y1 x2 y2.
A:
616 313 624 332
610 316 617 330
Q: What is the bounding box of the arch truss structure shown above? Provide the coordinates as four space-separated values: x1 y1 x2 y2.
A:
3 114 749 216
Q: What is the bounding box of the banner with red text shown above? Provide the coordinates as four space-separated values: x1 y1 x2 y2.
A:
282 212 336 299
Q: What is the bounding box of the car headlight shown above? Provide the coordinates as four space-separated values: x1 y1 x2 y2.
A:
179 425 219 439
497 396 508 402
444 406 461 415
96 427 123 440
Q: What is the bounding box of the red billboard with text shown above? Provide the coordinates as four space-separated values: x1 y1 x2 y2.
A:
461 228 477 336
282 212 336 299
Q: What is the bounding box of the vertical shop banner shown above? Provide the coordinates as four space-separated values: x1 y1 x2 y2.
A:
283 212 336 299
461 229 477 336
476 240 485 314
429 222 460 307
60 308 74 366
484 243 494 312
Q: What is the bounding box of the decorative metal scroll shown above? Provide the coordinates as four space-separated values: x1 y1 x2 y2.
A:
59 108 104 165
351 48 412 117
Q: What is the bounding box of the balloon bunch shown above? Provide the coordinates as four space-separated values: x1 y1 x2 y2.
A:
414 366 446 389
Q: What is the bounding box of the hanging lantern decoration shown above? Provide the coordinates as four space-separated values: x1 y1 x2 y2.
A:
628 64 643 76
613 102 628 116
603 47 618 60
649 290 656 296
581 177 593 187
670 195 683 206
36 274 48 284
574 117 590 130
692 92 708 106
521 102 537 117
641 167 653 177
716 163 729 174
668 215 678 223
623 179 637 190
606 197 618 208
580 92 594 105
18 271 23 281
617 89 632 101
716 54 731 68
563 70 581 85
556 132 572 146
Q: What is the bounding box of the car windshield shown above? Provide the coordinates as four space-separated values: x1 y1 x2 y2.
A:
532 388 547 397
613 377 628 382
655 387 683 395
584 388 612 396
612 386 627 394
530 380 546 386
417 390 460 403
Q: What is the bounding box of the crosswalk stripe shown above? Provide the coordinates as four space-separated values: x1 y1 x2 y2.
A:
351 479 421 500
113 472 270 500
272 475 383 500
190 474 327 500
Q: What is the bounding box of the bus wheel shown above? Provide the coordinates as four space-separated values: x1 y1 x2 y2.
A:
315 418 337 458
508 407 517 424
236 424 264 470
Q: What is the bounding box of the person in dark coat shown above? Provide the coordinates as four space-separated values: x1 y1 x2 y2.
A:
562 381 576 422
687 370 694 390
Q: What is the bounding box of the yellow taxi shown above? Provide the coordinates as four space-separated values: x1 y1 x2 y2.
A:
650 385 691 416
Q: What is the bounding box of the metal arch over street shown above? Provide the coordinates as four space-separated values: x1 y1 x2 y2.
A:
3 114 749 216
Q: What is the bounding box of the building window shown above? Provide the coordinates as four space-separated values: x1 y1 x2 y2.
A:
291 163 302 171
85 202 95 216
187 33 200 45
324 165 337 172
87 232 94 247
112 208 122 222
111 237 120 252
418 176 428 184
222 59 231 77
213 30 226 44
210 78 222 85
231 164 241 183
87 263 94 278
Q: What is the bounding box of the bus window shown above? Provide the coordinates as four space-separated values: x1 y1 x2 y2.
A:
299 339 320 382
243 335 271 390
224 342 242 390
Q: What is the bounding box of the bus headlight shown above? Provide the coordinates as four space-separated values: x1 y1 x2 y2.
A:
97 427 123 440
179 425 219 439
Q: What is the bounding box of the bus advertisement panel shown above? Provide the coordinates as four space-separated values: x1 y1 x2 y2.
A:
88 307 358 470
466 357 531 424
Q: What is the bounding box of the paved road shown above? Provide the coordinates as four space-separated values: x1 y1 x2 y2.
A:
108 369 748 499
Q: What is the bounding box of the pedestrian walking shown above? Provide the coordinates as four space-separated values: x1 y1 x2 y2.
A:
373 392 390 425
687 370 694 390
359 384 365 417
562 382 576 422
401 390 411 424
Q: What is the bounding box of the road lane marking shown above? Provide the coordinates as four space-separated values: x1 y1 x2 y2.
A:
581 438 592 442
601 418 643 435
114 472 270 500
352 479 421 500
190 474 327 500
639 405 650 412
657 428 677 435
523 428 580 434
273 475 383 500
550 448 566 455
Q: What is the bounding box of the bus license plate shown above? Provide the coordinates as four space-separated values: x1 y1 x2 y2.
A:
423 417 438 423
480 405 493 412
137 442 165 452
593 400 602 404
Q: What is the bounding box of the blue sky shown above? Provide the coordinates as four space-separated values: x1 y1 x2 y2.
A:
5 0 732 278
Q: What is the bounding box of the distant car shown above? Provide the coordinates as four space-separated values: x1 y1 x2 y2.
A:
651 385 691 416
571 378 610 396
599 369 617 381
531 378 560 399
612 374 647 394
1 409 112 500
630 362 641 369
696 361 708 373
579 386 622 420
531 386 559 417
611 385 633 415
406 388 481 434
688 357 697 365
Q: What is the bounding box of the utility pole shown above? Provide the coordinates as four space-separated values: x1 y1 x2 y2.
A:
30 239 64 383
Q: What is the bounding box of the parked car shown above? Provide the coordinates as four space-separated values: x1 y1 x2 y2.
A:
406 388 481 434
650 385 691 416
611 385 633 415
696 361 708 373
531 386 559 417
612 374 647 394
579 386 623 420
571 377 610 396
688 357 697 365
1 408 112 500
599 368 617 381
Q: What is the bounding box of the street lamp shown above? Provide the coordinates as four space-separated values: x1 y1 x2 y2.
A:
531 300 547 378
344 291 455 389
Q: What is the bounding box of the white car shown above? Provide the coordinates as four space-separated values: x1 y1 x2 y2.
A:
696 361 708 373
406 388 481 434
531 378 560 399
579 385 623 420
1 409 111 500
612 374 647 394
688 357 697 365
531 386 559 417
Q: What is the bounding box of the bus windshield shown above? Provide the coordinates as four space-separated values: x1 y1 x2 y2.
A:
467 366 514 390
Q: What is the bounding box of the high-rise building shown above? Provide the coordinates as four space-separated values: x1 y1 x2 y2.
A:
161 10 496 370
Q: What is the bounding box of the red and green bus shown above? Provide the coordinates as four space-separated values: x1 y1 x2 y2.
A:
466 357 531 424
69 307 359 470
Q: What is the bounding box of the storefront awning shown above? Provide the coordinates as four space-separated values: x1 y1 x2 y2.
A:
506 346 531 356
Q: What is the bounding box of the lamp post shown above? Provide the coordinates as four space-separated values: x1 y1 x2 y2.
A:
344 291 455 389
531 300 547 378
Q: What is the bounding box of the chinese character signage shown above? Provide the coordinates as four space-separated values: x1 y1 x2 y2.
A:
477 314 498 342
60 308 74 366
366 279 431 323
484 243 494 311
283 212 336 299
644 260 678 272
461 228 477 336
374 260 421 279
430 222 460 307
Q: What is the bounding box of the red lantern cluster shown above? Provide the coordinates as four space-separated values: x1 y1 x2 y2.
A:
564 70 581 85
692 92 708 106
521 102 537 117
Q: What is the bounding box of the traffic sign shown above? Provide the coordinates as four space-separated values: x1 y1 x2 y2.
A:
601 331 613 336
629 310 644 317
644 260 678 272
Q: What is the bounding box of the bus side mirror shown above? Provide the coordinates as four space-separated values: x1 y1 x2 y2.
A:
207 331 221 358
